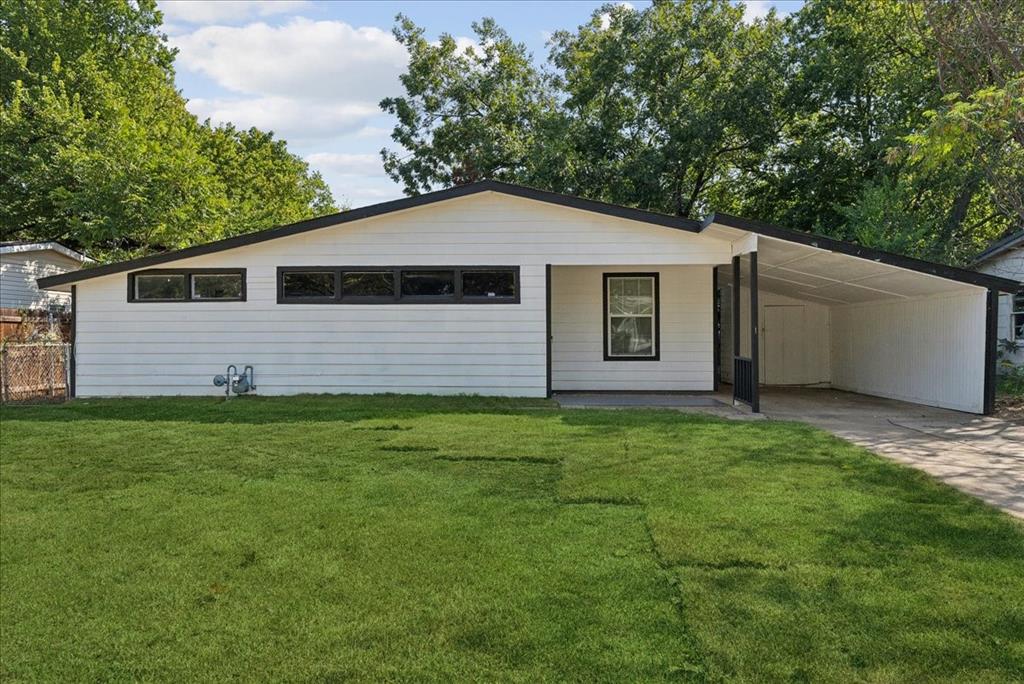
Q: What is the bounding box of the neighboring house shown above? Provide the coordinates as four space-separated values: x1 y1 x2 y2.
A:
38 182 1017 414
973 230 1024 367
1 241 92 311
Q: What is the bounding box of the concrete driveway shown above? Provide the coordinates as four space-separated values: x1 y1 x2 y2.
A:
760 388 1024 519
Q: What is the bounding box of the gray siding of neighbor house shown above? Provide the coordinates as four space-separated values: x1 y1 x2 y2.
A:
0 250 82 310
978 247 1023 366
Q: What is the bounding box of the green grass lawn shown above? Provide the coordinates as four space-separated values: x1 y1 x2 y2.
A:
2 396 1022 682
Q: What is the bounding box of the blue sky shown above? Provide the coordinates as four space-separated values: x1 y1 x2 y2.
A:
159 0 802 208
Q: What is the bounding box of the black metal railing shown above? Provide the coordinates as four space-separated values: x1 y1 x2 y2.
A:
733 356 755 406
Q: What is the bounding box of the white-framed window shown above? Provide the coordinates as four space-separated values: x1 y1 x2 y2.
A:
604 273 659 360
1013 292 1024 339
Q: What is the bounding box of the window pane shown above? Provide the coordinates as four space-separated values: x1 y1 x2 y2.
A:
401 270 455 297
610 316 654 357
343 271 394 297
192 273 242 300
462 270 515 298
609 277 653 315
135 274 185 300
282 272 335 298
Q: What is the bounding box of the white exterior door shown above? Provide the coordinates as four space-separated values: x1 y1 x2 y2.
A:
763 305 806 385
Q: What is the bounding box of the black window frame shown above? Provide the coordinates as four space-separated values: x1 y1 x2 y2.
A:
128 268 247 303
603 272 660 361
278 267 341 303
276 266 520 305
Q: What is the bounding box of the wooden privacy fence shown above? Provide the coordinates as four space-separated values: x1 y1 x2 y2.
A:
0 343 71 403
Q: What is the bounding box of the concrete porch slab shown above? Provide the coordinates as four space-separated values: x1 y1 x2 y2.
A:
552 392 763 420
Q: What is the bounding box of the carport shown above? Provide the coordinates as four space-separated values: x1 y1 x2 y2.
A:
706 214 1018 415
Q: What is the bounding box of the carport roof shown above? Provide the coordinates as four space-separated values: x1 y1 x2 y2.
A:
703 212 1018 294
36 181 1020 293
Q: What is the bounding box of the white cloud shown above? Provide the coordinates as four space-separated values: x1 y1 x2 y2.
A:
168 15 473 203
171 18 411 142
304 152 383 176
159 1 310 25
187 97 377 141
355 125 392 139
170 19 407 103
599 2 635 30
741 1 773 22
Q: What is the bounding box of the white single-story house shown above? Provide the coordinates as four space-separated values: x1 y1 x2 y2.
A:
973 230 1024 366
1 241 92 311
37 182 1018 414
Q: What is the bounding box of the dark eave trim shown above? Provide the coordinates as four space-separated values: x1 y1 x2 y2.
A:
702 212 1020 293
37 180 1015 293
37 181 701 289
972 229 1024 266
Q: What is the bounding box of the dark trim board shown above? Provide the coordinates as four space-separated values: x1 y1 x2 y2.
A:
545 264 553 398
749 251 760 413
602 272 661 362
37 181 702 289
973 230 1024 265
984 289 997 415
732 256 741 358
712 267 720 392
39 181 1018 294
69 285 76 399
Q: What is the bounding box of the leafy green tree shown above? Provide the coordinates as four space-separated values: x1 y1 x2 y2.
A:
549 0 786 217
838 0 1021 264
382 1 787 218
746 0 939 235
198 124 335 237
380 15 557 194
1 0 335 259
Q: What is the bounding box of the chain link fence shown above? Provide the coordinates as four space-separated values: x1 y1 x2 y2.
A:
0 343 71 403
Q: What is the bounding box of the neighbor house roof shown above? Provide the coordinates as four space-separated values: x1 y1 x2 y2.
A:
972 230 1024 266
1 241 92 263
36 181 1019 292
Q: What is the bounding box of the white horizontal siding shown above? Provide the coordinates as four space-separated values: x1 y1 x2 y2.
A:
0 251 80 309
73 192 731 397
550 265 713 391
830 290 987 413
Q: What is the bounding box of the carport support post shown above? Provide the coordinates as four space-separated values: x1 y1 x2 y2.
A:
749 252 759 413
731 256 740 362
984 289 997 415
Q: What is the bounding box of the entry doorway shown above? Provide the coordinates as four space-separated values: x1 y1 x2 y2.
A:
763 305 807 385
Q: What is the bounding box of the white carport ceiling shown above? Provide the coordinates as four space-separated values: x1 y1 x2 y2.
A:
737 236 980 304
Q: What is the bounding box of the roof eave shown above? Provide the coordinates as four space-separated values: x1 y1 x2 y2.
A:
1 241 93 263
971 231 1024 266
702 212 1020 293
38 181 703 290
